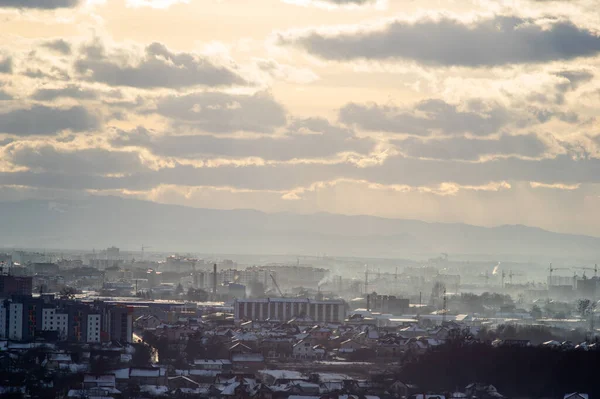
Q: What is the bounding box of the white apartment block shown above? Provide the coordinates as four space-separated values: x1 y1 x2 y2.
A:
42 308 55 331
0 306 6 339
42 308 68 340
87 314 101 343
56 313 68 340
8 303 23 340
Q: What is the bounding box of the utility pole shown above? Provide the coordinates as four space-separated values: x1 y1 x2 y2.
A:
442 289 447 324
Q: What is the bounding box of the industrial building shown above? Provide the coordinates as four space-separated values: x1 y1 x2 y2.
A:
234 298 346 323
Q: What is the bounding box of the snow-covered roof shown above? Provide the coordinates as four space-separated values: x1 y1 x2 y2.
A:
111 368 130 379
84 374 116 383
259 370 304 380
194 359 232 365
221 382 240 396
130 367 165 377
49 353 72 362
140 385 169 396
232 353 264 362
288 396 320 399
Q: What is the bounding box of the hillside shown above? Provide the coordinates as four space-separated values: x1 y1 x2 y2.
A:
0 196 598 259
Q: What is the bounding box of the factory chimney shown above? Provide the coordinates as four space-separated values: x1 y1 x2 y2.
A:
213 263 217 297
366 294 370 312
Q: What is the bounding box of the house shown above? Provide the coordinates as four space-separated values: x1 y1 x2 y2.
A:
564 394 589 399
261 338 294 359
465 383 505 399
309 326 332 341
129 367 167 386
168 375 201 391
68 387 121 398
229 342 253 356
193 359 232 371
388 381 411 399
231 353 265 370
83 374 117 389
135 314 162 331
339 340 364 353
293 340 326 359
45 353 73 370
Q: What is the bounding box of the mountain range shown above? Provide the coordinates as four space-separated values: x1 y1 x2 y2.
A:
0 196 598 260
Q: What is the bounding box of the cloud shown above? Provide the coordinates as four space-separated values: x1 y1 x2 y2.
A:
74 41 246 89
395 134 549 161
339 99 511 136
125 0 189 8
41 39 72 55
0 0 80 9
32 85 98 101
280 15 600 66
111 118 375 160
255 58 319 84
282 0 380 8
0 90 12 101
0 57 13 74
4 144 146 175
529 181 580 190
154 91 287 133
0 105 99 136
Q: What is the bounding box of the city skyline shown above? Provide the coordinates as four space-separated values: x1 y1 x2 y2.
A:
1 0 600 236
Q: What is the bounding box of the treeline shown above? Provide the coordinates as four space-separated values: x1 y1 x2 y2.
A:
478 324 588 345
398 343 600 397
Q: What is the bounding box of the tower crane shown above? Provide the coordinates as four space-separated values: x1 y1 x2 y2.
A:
270 273 285 297
573 265 598 278
141 245 152 261
508 270 523 285
548 263 568 278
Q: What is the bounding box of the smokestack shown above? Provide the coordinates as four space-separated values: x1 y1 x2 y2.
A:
366 294 370 312
213 263 217 297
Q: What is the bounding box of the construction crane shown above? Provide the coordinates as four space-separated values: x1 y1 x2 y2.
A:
573 265 598 278
508 270 523 285
141 245 152 261
270 273 285 297
548 263 568 278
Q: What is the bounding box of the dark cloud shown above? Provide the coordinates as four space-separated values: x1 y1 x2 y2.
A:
554 70 594 102
154 91 287 133
0 57 13 74
5 145 145 175
280 16 600 66
41 39 72 55
32 85 98 101
0 0 79 8
0 105 99 135
23 66 70 80
339 99 510 136
111 118 375 160
395 134 549 161
2 150 600 192
75 41 246 89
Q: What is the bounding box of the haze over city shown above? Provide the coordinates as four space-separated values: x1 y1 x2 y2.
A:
2 1 600 399
1 0 600 244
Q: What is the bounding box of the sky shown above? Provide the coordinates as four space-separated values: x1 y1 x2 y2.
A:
1 0 600 236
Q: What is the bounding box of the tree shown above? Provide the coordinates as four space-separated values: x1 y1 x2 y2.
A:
578 298 596 318
132 343 153 367
530 304 542 319
175 283 184 296
59 286 78 300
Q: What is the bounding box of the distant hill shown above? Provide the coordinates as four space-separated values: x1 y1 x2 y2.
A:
0 196 598 259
